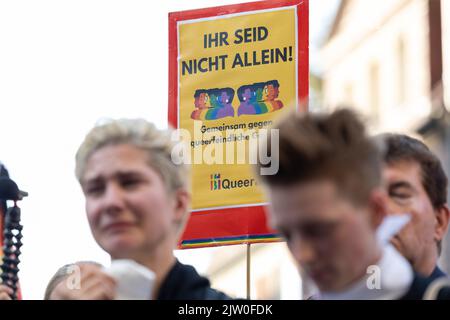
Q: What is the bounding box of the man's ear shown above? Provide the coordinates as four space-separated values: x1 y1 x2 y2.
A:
434 204 450 244
369 188 388 230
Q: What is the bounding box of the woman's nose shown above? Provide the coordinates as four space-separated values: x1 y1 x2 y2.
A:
100 183 126 214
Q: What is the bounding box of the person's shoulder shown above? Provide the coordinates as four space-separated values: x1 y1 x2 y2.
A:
178 262 232 300
400 273 450 300
157 260 232 300
424 276 450 300
429 267 447 281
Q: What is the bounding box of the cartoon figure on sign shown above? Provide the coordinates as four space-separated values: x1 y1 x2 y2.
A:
237 80 284 116
191 90 211 120
263 80 283 111
215 88 235 119
254 82 269 114
237 85 256 116
190 88 235 120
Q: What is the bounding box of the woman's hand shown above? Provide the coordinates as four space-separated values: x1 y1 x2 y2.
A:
49 263 117 300
0 284 13 300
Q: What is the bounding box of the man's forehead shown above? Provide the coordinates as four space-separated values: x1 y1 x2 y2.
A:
270 206 342 235
383 160 423 182
385 158 421 172
269 180 339 203
268 181 344 221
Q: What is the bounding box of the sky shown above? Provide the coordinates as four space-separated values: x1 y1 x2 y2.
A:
0 0 339 299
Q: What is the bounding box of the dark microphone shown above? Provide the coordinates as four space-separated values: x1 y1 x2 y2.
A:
0 164 26 299
0 177 28 201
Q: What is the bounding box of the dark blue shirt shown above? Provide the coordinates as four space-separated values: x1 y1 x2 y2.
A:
157 260 231 300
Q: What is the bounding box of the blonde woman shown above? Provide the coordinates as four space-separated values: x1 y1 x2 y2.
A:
47 119 229 300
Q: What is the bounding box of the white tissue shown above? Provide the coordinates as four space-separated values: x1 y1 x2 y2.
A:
103 259 155 300
376 213 411 245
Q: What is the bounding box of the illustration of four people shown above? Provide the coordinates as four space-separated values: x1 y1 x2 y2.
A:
191 80 284 121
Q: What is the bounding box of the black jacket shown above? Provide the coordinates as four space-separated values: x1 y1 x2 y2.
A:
428 266 447 281
157 260 231 300
400 271 450 300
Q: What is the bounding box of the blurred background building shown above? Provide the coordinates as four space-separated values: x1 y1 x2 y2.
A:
205 243 302 299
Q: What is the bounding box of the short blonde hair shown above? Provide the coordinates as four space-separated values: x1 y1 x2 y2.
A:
75 119 189 193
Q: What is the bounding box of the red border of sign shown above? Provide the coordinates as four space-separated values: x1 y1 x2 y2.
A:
169 0 309 249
